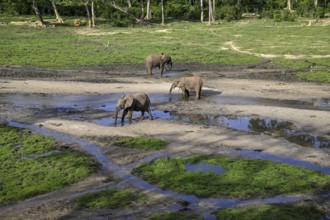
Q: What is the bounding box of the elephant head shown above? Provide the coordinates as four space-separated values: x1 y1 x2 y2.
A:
169 76 203 99
169 79 181 94
114 95 134 124
161 53 172 70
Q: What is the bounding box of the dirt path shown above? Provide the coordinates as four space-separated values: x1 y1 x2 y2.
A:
0 65 329 219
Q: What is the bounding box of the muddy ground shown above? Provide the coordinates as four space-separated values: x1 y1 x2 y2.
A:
0 63 330 219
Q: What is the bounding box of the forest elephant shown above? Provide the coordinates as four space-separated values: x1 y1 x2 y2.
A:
169 76 203 99
145 53 172 76
114 93 153 125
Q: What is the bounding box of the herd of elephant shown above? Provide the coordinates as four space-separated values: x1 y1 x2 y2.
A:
114 53 204 125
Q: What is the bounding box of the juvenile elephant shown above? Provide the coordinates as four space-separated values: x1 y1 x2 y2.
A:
169 76 203 99
114 93 153 125
145 53 172 76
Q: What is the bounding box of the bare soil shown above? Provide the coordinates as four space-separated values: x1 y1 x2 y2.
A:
0 64 329 219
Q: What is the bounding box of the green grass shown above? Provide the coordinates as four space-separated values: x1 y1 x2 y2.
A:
109 136 167 150
134 155 330 199
73 189 141 209
296 71 330 83
215 204 324 220
0 123 98 206
0 18 329 69
151 211 203 220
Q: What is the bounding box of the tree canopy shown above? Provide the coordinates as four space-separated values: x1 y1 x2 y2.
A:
0 0 329 27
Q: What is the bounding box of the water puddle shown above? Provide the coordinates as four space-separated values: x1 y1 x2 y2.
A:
151 112 330 148
185 163 226 175
208 95 330 111
6 121 330 219
1 93 329 148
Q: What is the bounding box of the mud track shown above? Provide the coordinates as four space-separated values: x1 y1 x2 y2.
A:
0 64 329 219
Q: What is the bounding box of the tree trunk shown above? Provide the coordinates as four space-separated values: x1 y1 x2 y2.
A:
145 0 152 20
287 0 292 11
200 0 204 22
32 0 46 27
111 1 143 23
140 0 145 19
127 0 132 8
212 0 215 22
51 0 63 23
161 0 165 25
85 1 92 28
208 0 214 25
91 0 95 28
314 0 318 8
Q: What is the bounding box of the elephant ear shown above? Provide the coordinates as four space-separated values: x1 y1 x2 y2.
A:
124 96 134 109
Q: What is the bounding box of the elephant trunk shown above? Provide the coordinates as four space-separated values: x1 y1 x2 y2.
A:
114 106 120 124
169 83 176 94
168 61 172 70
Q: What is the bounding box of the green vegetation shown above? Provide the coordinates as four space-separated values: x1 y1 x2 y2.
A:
0 19 329 71
73 189 140 209
296 71 330 83
0 123 97 206
215 204 324 220
151 211 203 220
134 155 330 199
109 136 167 150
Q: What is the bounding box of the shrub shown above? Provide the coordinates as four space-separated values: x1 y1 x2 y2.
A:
218 5 242 22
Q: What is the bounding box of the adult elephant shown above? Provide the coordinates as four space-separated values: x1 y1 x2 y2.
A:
114 93 153 125
145 53 172 76
169 76 203 99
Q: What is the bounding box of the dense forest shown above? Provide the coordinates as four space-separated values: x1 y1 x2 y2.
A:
0 0 329 27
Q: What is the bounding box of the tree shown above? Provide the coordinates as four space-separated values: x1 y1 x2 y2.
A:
84 0 94 28
208 0 215 25
286 0 292 11
145 0 152 19
32 0 46 26
200 0 204 22
161 0 165 25
50 0 64 23
140 0 145 19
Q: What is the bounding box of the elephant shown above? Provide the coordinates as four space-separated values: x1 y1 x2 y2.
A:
169 76 203 99
145 53 172 76
114 93 153 125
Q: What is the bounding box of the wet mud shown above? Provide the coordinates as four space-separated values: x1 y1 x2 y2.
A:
0 64 330 219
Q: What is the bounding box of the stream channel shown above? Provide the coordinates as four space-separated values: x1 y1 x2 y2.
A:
1 92 330 219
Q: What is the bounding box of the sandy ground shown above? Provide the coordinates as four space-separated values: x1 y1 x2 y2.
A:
0 64 329 219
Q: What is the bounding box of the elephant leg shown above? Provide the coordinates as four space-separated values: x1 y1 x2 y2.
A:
160 64 164 76
127 110 133 124
148 106 153 120
140 110 145 121
121 109 128 123
185 89 190 98
196 88 201 99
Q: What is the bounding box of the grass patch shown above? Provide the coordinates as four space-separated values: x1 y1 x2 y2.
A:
151 211 203 220
109 136 167 150
0 19 329 68
73 189 140 209
0 123 98 206
215 203 324 220
296 71 330 83
133 155 330 199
